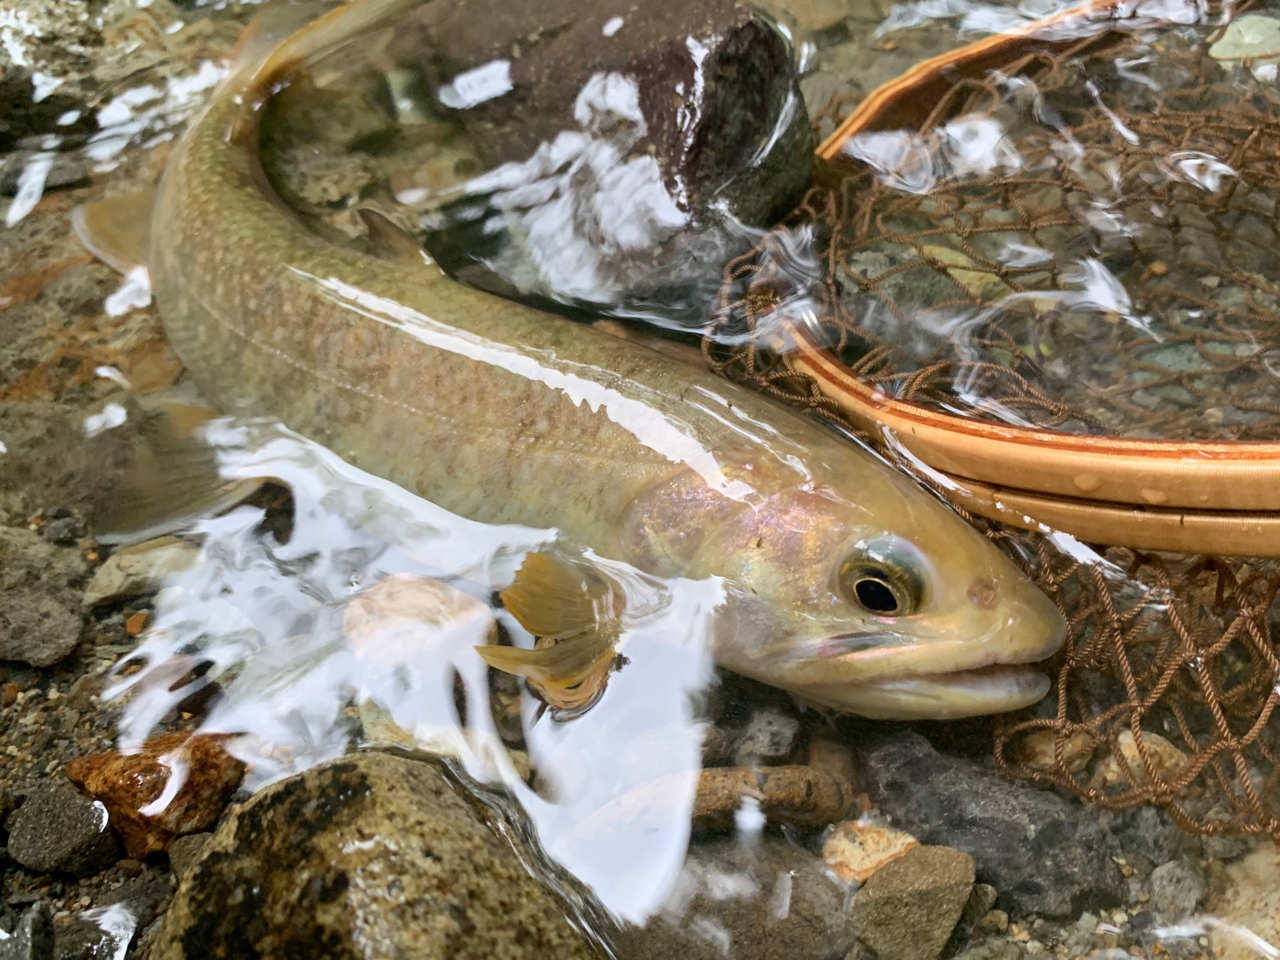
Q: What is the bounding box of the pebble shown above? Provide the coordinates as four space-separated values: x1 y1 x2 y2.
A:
0 901 52 960
1147 858 1205 919
822 819 919 883
732 708 802 767
5 783 119 877
81 538 199 608
65 733 245 859
853 729 1124 917
1015 729 1096 774
978 909 1009 934
850 845 976 960
617 833 857 960
0 528 88 667
149 752 596 959
51 877 170 960
1097 730 1187 789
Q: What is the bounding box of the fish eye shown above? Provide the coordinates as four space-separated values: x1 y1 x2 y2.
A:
838 544 925 618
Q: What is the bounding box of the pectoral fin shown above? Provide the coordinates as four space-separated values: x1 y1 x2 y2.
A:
476 633 617 715
498 551 602 639
91 400 265 544
72 188 156 274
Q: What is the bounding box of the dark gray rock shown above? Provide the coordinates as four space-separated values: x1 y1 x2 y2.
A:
616 833 855 960
391 0 813 329
1147 858 1205 920
850 845 974 960
855 730 1125 918
39 513 87 548
393 0 811 227
0 528 87 667
150 752 596 959
1099 807 1198 868
5 783 119 877
0 902 53 960
52 877 170 960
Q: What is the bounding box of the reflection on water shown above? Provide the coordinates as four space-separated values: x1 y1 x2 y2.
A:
106 417 721 923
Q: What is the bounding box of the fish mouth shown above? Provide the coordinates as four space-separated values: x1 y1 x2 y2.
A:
789 663 1054 720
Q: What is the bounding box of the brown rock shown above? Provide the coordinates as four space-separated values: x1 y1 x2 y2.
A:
166 832 210 878
822 819 919 883
150 752 597 959
65 732 245 858
850 845 976 960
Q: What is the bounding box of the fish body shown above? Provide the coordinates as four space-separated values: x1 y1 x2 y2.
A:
93 0 1065 719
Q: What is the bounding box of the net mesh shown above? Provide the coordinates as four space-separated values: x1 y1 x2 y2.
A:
706 7 1280 837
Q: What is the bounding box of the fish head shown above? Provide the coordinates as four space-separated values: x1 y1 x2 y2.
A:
698 462 1066 720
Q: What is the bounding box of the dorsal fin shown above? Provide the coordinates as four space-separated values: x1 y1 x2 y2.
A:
72 188 156 274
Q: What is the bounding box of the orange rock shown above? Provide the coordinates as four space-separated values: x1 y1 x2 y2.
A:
822 819 920 883
125 611 149 636
65 732 245 859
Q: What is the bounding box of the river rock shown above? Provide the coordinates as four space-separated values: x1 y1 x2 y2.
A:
166 833 210 879
1147 858 1205 919
616 833 856 960
393 0 811 228
0 527 87 667
81 537 199 608
854 729 1125 917
393 0 812 327
51 877 170 960
5 783 119 877
0 902 52 960
65 733 245 859
850 845 975 960
149 751 596 959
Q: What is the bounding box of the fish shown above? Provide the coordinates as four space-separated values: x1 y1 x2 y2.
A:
75 0 1066 720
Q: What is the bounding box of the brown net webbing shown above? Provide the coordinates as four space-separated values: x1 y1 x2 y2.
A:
705 9 1280 836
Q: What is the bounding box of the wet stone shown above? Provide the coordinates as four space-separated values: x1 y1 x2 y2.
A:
617 833 857 960
150 751 596 960
81 538 199 608
0 528 87 667
65 733 245 860
854 729 1125 917
5 783 119 877
165 834 210 879
1147 858 1206 919
850 845 975 960
52 877 170 960
394 0 812 228
732 709 802 767
0 901 53 960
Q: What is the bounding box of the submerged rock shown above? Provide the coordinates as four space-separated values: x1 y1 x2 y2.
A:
150 751 598 959
854 729 1125 917
849 845 975 960
5 782 119 877
65 733 245 859
392 0 813 327
81 537 199 608
0 902 53 960
1147 858 1206 920
0 527 87 667
617 833 856 960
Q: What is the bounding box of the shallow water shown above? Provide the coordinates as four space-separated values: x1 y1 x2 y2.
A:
3 0 1280 957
